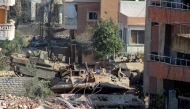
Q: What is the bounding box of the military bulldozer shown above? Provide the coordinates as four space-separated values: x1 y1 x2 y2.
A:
10 50 68 80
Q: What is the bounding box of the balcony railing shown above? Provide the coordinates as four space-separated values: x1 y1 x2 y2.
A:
0 0 15 6
0 24 15 40
0 24 14 30
151 0 190 11
148 54 171 63
148 54 190 67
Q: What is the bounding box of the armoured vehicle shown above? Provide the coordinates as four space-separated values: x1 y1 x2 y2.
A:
10 50 68 79
95 60 143 85
50 62 131 94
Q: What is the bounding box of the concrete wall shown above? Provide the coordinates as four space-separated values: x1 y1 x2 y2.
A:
147 61 190 83
119 13 128 26
171 34 190 54
148 7 190 24
128 17 145 26
77 2 100 34
172 25 190 34
119 13 145 26
100 0 119 24
125 45 144 54
17 24 70 37
120 1 146 17
0 77 32 96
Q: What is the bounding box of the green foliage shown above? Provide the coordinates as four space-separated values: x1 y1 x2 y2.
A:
0 54 6 70
24 62 54 98
42 81 54 95
0 30 28 56
24 78 54 98
150 89 165 109
24 77 44 98
91 18 124 61
25 61 38 77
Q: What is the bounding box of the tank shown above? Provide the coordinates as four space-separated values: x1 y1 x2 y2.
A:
10 50 68 80
50 62 131 94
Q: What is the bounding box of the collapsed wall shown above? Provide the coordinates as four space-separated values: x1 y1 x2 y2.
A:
0 77 31 96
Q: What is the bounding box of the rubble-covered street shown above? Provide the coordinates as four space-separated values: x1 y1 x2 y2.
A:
0 94 67 109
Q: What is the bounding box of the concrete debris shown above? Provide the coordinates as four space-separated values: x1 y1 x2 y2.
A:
0 94 67 109
61 94 145 108
35 104 53 109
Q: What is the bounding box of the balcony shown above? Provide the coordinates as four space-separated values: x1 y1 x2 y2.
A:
0 24 15 40
0 0 15 6
171 34 190 54
148 1 190 24
147 54 190 83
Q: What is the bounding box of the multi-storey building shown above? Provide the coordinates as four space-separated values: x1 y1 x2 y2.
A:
119 0 146 53
64 0 119 38
144 0 190 108
64 0 119 64
0 0 15 40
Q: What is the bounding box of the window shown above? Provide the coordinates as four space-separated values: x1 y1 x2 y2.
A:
87 12 99 21
130 30 145 44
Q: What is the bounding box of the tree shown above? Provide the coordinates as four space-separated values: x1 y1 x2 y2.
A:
91 18 124 61
0 30 28 56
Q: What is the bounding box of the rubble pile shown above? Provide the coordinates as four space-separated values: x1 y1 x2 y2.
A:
0 94 67 109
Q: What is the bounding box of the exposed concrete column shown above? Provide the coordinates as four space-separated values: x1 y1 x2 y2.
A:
158 23 165 57
156 23 165 94
58 4 63 24
4 7 7 23
143 0 151 93
157 78 163 93
30 1 36 21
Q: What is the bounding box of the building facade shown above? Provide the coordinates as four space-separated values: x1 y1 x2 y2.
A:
119 1 146 53
64 0 119 38
64 0 119 64
144 0 190 108
0 0 15 40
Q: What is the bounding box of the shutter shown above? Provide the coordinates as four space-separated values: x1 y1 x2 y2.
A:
0 9 5 24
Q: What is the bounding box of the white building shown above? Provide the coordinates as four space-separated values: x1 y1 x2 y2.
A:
0 0 15 40
119 1 146 54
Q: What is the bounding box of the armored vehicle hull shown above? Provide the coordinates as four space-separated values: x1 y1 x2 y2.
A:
50 63 132 94
10 51 68 80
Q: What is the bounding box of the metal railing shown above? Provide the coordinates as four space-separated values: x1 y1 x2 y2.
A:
148 54 171 64
0 24 15 31
148 54 190 67
0 24 15 40
151 0 190 11
174 58 190 66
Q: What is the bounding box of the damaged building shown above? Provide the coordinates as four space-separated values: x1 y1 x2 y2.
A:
144 0 190 108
